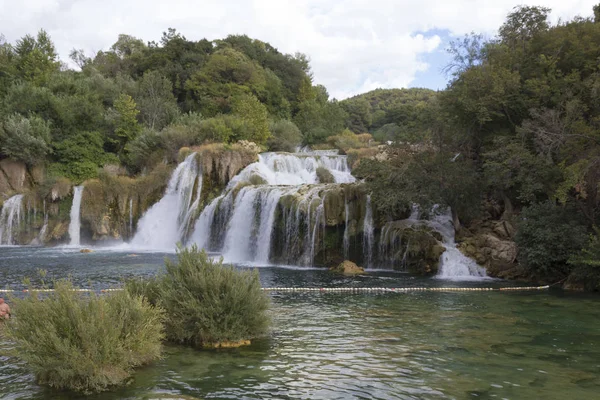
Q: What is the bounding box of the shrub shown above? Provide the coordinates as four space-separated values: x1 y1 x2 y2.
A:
126 246 270 348
4 280 164 394
326 129 363 153
316 166 335 183
515 201 588 279
0 113 52 165
267 120 302 152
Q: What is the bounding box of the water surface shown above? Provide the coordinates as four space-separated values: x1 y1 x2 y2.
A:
0 247 599 399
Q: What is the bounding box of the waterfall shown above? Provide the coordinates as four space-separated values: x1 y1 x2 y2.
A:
68 186 84 246
130 153 202 250
129 198 133 237
0 194 23 245
413 208 486 280
362 195 374 268
343 197 350 259
190 151 354 265
38 212 48 244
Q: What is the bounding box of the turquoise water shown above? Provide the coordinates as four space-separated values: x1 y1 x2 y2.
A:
1 247 599 399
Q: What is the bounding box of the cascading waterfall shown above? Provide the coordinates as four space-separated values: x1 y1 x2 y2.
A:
130 153 202 250
68 186 84 247
362 195 374 268
427 210 487 280
0 194 24 245
190 151 354 265
129 198 133 237
343 197 350 259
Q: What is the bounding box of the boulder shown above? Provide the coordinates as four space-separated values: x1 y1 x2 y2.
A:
330 260 366 275
80 249 93 253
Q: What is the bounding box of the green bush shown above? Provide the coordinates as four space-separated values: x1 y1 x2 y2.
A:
267 120 302 152
4 280 164 394
516 201 588 279
0 113 52 165
126 246 270 347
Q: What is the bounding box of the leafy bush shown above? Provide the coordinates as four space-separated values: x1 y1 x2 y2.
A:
0 113 52 165
4 280 164 394
516 201 588 278
267 120 302 152
326 129 363 152
126 246 270 348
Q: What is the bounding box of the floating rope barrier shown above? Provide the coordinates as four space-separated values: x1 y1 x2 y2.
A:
0 286 550 294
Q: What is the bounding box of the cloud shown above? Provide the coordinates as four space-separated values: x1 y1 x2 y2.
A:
0 0 596 98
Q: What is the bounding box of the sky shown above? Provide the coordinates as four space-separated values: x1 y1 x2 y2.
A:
0 0 597 99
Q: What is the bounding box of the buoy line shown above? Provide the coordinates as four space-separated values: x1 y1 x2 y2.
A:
0 286 550 294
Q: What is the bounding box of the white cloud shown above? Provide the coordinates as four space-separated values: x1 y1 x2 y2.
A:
0 0 596 98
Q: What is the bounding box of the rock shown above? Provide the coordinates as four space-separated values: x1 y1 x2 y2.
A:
80 249 93 253
202 339 251 349
0 159 28 192
330 260 366 275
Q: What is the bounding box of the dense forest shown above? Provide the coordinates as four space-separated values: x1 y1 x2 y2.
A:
1 5 599 288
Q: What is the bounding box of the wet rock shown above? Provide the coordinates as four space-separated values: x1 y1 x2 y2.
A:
330 260 366 275
80 249 93 253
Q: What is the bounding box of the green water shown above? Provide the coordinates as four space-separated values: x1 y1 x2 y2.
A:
0 247 599 399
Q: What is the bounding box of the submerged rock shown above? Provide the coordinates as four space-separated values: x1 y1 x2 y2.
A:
80 249 93 253
202 339 251 349
330 260 366 275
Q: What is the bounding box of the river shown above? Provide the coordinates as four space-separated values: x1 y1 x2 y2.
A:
0 247 599 399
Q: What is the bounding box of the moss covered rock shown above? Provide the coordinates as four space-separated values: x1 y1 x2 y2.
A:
330 260 366 275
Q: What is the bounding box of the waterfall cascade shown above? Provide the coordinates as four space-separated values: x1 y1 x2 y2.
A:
127 149 486 278
68 186 84 246
0 195 23 245
131 153 202 250
362 195 374 268
189 151 355 265
427 211 488 280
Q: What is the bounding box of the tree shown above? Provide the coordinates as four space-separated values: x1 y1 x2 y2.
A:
499 6 551 51
13 30 59 85
109 94 142 155
231 93 270 145
136 71 179 130
0 114 52 165
267 120 302 152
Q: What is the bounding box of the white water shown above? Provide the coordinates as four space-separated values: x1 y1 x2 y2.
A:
129 198 133 237
343 197 350 259
423 209 488 280
191 151 355 265
68 186 84 246
228 152 355 187
362 195 375 268
130 153 202 250
0 195 23 245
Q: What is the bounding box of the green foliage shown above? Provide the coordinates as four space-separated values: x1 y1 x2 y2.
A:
516 201 588 278
267 119 302 152
13 30 59 85
326 129 363 152
136 70 179 130
109 94 142 155
50 131 115 182
231 93 271 145
4 279 164 394
0 114 51 165
340 88 437 137
126 246 270 347
569 228 600 268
